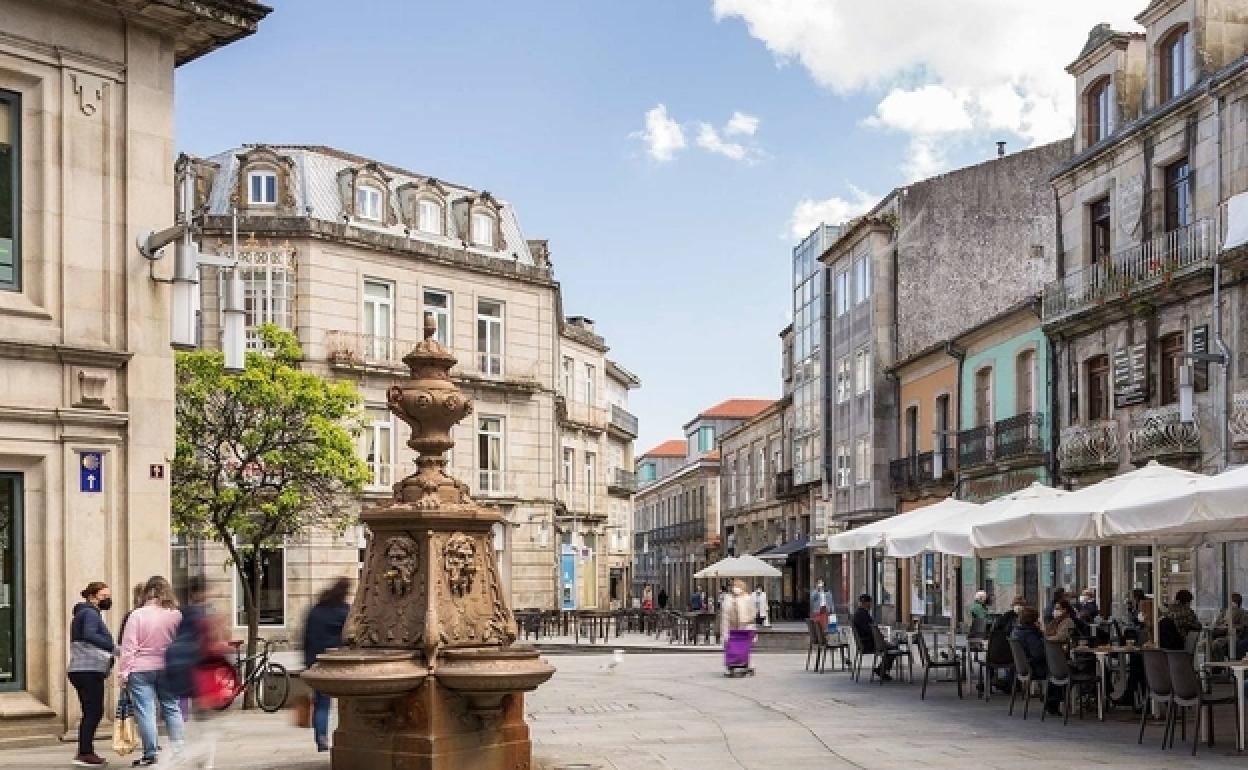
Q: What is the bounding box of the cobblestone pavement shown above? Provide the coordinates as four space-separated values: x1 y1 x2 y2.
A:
4 652 1248 769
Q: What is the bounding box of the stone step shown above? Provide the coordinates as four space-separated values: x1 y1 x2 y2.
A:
0 715 64 750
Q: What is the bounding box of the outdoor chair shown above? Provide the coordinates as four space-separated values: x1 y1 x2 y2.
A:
811 622 850 673
1165 650 1238 755
868 624 909 685
851 624 870 681
1138 648 1174 747
912 631 963 700
1042 640 1100 724
1006 638 1039 719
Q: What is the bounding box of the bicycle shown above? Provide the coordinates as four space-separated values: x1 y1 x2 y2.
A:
204 637 291 713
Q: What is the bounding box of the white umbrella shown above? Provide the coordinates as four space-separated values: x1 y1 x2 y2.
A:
1100 463 1245 543
879 497 984 558
693 556 781 579
895 483 1069 558
733 553 783 577
824 503 954 553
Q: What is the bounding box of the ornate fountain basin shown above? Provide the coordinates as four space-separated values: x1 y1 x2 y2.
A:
301 648 429 698
435 646 554 695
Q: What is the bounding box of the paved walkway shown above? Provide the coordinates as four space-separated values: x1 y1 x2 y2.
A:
4 651 1247 768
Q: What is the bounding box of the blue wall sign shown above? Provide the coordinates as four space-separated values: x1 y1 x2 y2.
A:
560 544 577 611
79 451 103 493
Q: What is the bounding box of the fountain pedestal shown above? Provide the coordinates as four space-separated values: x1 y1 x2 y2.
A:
303 314 553 770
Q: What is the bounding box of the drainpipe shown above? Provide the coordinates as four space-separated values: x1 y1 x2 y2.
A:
944 340 966 493
1047 332 1063 487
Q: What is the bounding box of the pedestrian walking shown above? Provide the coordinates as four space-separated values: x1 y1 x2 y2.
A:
641 585 654 610
751 584 770 627
166 575 232 769
303 577 351 752
119 576 184 767
68 581 115 767
721 580 755 676
657 587 669 610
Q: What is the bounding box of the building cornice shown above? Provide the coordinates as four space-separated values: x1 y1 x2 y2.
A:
0 405 130 431
0 339 133 369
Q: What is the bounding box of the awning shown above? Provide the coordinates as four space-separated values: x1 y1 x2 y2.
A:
756 536 809 561
752 545 776 556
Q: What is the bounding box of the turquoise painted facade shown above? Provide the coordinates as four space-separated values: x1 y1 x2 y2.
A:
958 324 1051 444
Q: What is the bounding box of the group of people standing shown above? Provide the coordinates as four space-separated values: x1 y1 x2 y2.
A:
65 574 352 767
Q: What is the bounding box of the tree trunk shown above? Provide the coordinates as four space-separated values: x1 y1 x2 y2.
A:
237 552 261 710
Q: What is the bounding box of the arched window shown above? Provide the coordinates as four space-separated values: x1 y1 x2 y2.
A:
1160 24 1191 103
1085 76 1113 145
1015 349 1036 414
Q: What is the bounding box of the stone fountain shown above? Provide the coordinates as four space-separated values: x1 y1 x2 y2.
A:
303 313 554 770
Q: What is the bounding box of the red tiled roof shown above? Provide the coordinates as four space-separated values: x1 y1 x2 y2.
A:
700 399 775 420
642 439 687 458
704 450 721 461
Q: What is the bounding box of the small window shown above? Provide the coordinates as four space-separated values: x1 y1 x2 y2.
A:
476 299 504 376
477 416 504 492
835 444 850 488
561 356 574 396
855 438 871 485
836 356 851 403
248 170 278 205
0 91 19 291
1164 157 1192 232
835 271 850 316
1015 350 1035 414
356 185 383 221
1160 25 1191 103
853 257 870 305
417 199 442 234
974 367 994 427
854 347 871 396
584 363 596 405
1085 77 1113 145
1086 355 1110 422
1160 332 1184 406
422 289 452 346
1090 199 1111 265
471 212 495 247
365 406 394 488
905 406 919 456
697 426 716 453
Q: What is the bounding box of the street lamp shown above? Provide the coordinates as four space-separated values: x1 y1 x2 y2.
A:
1178 351 1228 424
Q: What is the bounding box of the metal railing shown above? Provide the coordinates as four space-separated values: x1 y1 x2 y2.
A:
1126 405 1200 463
957 426 993 468
608 468 637 493
890 450 954 492
326 330 540 388
1057 421 1120 474
609 404 639 437
993 413 1045 461
1042 217 1220 321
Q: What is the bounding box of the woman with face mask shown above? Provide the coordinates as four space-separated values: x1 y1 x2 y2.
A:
68 581 116 767
1045 598 1078 644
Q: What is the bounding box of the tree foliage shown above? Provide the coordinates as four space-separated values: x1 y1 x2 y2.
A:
172 325 369 704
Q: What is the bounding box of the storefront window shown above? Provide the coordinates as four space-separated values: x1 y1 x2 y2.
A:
0 474 22 690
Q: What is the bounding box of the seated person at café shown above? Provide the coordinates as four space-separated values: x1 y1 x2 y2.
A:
1077 588 1099 621
852 594 900 681
1213 592 1248 660
1045 599 1078 644
1045 588 1069 622
1159 589 1202 651
1011 607 1062 716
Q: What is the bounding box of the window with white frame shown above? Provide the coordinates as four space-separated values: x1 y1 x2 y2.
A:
236 245 296 349
855 438 871 485
234 543 286 627
356 184 383 221
835 444 850 488
854 347 871 396
836 270 850 316
476 299 504 376
562 447 574 492
477 416 504 493
422 289 451 346
741 452 752 505
417 199 443 235
585 452 597 513
248 170 278 205
365 406 394 488
584 363 596 404
836 356 851 403
853 257 870 305
471 212 495 247
363 279 393 361
561 356 573 397
755 446 765 500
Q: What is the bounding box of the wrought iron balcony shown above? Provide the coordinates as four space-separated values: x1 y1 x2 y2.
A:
890 450 954 494
1126 405 1200 464
608 404 639 438
1042 217 1220 322
1057 421 1120 475
957 426 993 469
773 469 798 499
994 413 1046 462
608 468 637 495
1233 391 1248 448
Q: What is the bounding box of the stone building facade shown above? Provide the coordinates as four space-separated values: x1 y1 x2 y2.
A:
1047 1 1248 614
0 0 268 744
188 144 638 645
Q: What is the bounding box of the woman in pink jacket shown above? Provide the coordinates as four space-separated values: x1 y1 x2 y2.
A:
118 576 183 767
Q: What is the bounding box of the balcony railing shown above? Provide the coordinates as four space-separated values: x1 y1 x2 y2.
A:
649 515 708 545
1233 391 1248 448
1057 421 1120 475
1042 217 1220 322
608 404 639 437
326 330 540 389
773 469 797 499
1126 405 1200 464
561 399 608 430
470 469 542 500
608 468 637 494
890 450 954 493
994 413 1045 462
957 426 993 469
556 482 603 516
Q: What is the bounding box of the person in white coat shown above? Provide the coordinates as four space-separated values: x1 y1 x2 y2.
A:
751 585 770 627
721 580 754 641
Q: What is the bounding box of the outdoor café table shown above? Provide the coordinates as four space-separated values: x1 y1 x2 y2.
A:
1072 643 1143 722
1201 659 1248 752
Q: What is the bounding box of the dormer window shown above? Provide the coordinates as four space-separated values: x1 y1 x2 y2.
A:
1085 77 1113 145
356 185 383 221
471 212 495 248
418 199 443 235
1160 25 1191 103
248 170 278 205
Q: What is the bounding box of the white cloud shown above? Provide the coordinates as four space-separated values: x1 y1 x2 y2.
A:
788 185 877 239
724 110 760 136
713 0 1143 176
696 123 750 161
633 104 686 162
901 137 947 183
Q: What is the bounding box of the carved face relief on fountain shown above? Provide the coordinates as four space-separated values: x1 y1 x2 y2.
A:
383 536 419 597
444 533 478 598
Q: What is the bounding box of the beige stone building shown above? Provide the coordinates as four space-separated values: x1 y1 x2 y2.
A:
1047 1 1248 613
0 0 268 744
186 144 638 641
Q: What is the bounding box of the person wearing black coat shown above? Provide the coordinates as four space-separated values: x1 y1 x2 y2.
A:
851 594 898 680
68 581 115 767
303 578 351 752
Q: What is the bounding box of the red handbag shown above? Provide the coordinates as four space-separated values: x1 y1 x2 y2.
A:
193 657 239 710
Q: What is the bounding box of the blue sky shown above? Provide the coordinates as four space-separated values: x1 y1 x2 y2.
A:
175 0 1142 452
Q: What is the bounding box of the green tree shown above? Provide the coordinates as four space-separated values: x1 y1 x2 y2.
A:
172 325 370 707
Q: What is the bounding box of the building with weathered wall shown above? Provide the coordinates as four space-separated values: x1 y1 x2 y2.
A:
1047 1 1248 615
0 0 268 744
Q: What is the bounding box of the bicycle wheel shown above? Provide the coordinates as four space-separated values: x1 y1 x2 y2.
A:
256 662 290 713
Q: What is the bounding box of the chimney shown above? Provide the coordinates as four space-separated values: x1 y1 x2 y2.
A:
996 141 1007 158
